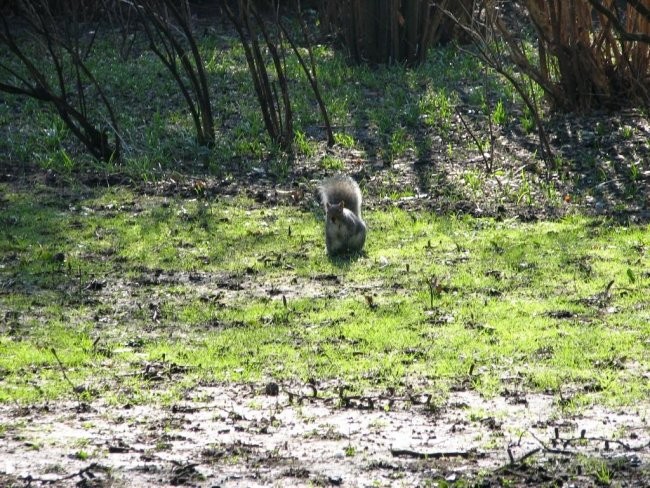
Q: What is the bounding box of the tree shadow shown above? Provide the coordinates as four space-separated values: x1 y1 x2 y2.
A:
551 111 650 224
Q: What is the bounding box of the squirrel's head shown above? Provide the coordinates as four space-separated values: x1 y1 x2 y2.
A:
326 201 345 223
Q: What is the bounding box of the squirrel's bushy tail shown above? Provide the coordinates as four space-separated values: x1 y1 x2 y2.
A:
319 175 362 217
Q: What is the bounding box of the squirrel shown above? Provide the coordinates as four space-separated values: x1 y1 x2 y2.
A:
318 175 367 256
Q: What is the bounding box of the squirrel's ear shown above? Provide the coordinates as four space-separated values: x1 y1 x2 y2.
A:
326 202 332 209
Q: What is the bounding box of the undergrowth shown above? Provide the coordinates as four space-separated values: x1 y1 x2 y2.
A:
0 30 489 177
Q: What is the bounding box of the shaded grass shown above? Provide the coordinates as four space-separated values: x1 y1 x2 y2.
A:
2 23 648 227
1 184 649 407
0 28 487 176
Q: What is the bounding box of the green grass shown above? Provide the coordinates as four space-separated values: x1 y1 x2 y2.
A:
1 184 649 406
1 24 648 412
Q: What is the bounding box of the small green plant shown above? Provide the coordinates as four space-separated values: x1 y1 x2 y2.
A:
368 419 388 431
591 459 612 486
516 171 533 205
321 155 345 170
386 127 411 162
156 440 171 451
269 152 292 178
426 275 444 309
74 450 90 460
344 444 357 457
468 408 488 422
334 132 356 149
26 441 43 451
491 100 507 125
42 149 77 174
520 107 535 134
42 120 69 149
620 125 633 139
446 143 454 157
551 155 567 172
540 179 561 204
294 130 316 157
418 87 456 134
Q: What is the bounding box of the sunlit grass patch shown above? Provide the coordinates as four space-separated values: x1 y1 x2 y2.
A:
1 186 649 406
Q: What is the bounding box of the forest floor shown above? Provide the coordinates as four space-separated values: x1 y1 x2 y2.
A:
2 19 650 485
2 108 650 485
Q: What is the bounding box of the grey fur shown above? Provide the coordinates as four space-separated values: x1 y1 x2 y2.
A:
319 176 367 255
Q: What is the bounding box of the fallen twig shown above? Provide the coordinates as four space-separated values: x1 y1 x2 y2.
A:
51 347 78 394
50 347 92 413
552 434 650 452
507 446 541 466
528 430 574 455
391 448 485 459
21 463 109 485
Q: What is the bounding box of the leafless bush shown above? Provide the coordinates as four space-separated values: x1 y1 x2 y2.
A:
444 2 554 163
494 0 650 111
224 0 294 151
225 0 336 151
278 1 335 146
128 0 216 147
103 0 139 60
0 0 121 163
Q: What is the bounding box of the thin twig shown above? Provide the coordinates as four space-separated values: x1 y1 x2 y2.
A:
51 347 80 397
391 448 485 459
454 106 493 173
21 463 107 484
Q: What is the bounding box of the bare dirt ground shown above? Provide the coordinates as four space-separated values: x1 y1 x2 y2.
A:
2 382 649 487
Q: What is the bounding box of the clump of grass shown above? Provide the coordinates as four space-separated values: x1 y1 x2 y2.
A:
320 155 345 171
418 86 456 134
334 132 357 149
491 100 507 125
294 130 317 157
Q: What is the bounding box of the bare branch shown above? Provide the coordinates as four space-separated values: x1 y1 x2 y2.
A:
586 0 650 44
0 0 121 162
279 2 334 146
